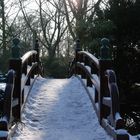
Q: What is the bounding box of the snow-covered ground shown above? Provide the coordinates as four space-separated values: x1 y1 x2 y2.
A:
11 76 138 140
11 76 113 140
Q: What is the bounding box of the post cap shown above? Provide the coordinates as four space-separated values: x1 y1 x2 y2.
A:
13 38 20 46
100 38 111 60
101 38 109 47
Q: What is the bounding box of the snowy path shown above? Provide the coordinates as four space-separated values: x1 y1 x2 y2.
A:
12 76 113 140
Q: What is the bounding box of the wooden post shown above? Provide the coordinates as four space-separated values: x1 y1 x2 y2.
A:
33 30 37 49
84 56 89 66
87 76 92 87
3 70 15 123
9 38 22 120
75 39 81 61
99 38 113 123
26 76 30 86
35 40 39 63
34 40 39 75
75 39 81 75
99 60 113 122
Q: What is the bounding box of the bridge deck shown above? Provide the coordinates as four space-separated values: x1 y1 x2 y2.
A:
11 77 113 140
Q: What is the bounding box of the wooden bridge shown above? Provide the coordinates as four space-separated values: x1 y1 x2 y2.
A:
0 38 139 140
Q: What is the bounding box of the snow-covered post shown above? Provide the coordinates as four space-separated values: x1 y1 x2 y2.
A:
9 38 22 121
99 38 113 123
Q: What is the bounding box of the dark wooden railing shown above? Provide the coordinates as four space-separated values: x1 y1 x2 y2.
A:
0 39 42 140
0 70 15 131
70 39 129 140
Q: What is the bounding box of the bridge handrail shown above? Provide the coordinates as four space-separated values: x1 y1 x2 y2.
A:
21 62 38 90
76 62 100 93
0 39 43 139
0 69 15 131
21 50 38 75
78 51 99 69
21 50 37 64
8 39 41 127
70 39 129 140
103 70 124 129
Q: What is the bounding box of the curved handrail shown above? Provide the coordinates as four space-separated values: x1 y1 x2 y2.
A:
70 51 101 118
76 62 100 93
0 70 15 130
21 50 37 64
9 46 42 123
78 51 99 69
20 50 40 102
104 70 124 129
21 62 38 91
70 50 100 90
0 39 43 139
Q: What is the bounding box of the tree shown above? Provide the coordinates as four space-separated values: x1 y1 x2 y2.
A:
63 0 102 43
19 0 67 58
0 0 6 53
104 0 140 107
105 0 139 45
0 0 21 72
63 0 115 53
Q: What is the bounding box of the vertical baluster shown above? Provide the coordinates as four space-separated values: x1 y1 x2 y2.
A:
28 56 32 66
22 61 27 75
26 76 30 86
81 70 86 79
34 40 39 75
95 88 98 103
85 55 89 66
87 76 92 87
91 62 98 75
33 53 36 63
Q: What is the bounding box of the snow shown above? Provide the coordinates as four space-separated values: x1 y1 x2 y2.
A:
0 116 8 123
12 76 113 140
0 131 8 137
0 83 6 90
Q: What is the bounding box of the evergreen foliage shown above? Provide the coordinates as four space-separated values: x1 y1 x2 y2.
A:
42 56 69 78
104 0 140 134
104 0 140 92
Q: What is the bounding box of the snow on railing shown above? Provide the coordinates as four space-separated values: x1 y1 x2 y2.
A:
69 39 129 140
0 39 42 140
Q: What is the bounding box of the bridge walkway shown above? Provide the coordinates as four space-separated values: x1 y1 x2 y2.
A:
12 76 112 140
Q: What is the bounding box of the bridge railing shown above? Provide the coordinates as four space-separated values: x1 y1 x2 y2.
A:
0 39 42 139
0 70 15 132
70 39 129 140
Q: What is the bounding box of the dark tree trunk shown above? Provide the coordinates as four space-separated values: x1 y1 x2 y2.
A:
1 0 6 53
